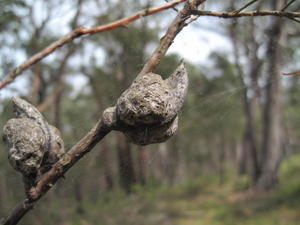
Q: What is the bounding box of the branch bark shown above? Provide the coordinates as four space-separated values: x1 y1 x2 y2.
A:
140 0 206 75
1 1 299 90
1 1 205 224
0 0 186 90
191 10 300 18
2 115 114 225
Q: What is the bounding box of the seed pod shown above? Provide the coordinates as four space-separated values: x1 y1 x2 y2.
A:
2 97 65 188
116 63 188 145
3 118 47 175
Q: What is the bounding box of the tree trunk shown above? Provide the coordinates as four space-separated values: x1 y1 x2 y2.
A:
167 136 185 184
101 138 114 190
137 146 148 185
88 75 115 191
74 180 84 214
30 64 47 105
256 0 285 191
53 90 62 130
229 22 260 181
116 133 136 193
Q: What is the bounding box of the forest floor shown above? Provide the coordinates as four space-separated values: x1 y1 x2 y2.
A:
68 154 300 225
27 154 300 225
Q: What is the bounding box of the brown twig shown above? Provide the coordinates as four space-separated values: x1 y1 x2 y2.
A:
287 17 300 24
28 117 114 201
165 0 179 12
191 10 300 18
36 44 79 112
2 116 114 225
233 0 258 13
2 1 299 90
282 69 300 76
1 1 205 224
36 85 64 112
140 0 206 75
281 0 297 11
1 200 34 225
0 0 186 90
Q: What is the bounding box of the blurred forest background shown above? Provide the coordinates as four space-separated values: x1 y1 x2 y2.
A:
1 0 300 224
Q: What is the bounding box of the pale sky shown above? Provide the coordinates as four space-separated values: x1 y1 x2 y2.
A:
0 0 232 99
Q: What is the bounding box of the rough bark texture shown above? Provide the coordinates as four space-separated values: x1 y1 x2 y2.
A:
116 64 188 145
256 0 285 191
3 98 65 192
1 1 203 223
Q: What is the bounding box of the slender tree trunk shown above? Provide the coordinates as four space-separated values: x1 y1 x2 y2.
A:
229 20 260 181
74 180 84 215
242 101 260 181
30 64 46 105
53 90 62 130
218 135 226 185
101 139 114 190
87 75 115 191
137 146 148 185
116 133 136 193
0 172 5 217
256 0 285 191
151 142 169 184
167 136 185 184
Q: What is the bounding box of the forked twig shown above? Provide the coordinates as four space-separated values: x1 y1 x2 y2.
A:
191 10 300 18
1 1 205 224
0 0 186 90
281 0 297 11
233 0 258 13
282 69 300 76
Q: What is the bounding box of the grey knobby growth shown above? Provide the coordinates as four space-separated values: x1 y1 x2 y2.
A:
113 63 188 145
3 97 65 193
2 63 188 194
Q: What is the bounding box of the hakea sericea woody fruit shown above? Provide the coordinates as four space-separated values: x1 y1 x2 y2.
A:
3 97 65 190
114 63 188 145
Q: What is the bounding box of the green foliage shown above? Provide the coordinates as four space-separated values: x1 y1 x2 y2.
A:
0 0 27 32
17 156 300 225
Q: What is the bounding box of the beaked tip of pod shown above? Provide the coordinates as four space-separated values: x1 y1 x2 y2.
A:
170 62 188 79
12 96 21 104
11 96 31 108
177 61 186 71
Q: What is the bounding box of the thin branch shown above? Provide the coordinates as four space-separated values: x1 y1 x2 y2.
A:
0 0 186 90
2 116 114 225
1 200 33 225
282 69 300 76
165 0 179 12
28 117 114 201
36 44 79 112
191 10 300 18
287 17 300 24
1 1 205 224
140 0 206 75
36 85 64 112
281 0 297 11
233 0 258 13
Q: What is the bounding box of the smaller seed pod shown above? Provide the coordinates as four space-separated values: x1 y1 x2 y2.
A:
3 118 47 175
2 97 65 186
